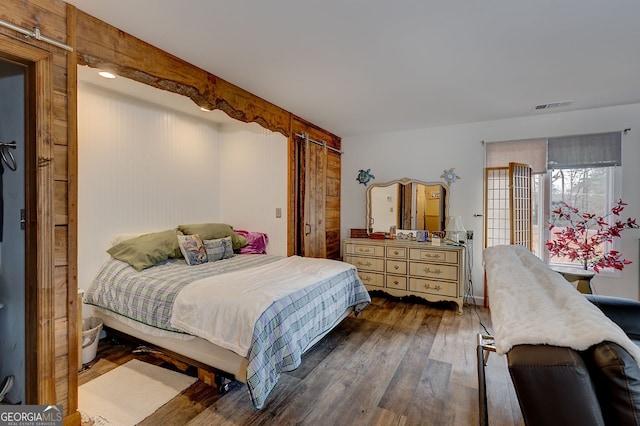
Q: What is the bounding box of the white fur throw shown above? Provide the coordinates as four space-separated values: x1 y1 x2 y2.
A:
484 244 640 364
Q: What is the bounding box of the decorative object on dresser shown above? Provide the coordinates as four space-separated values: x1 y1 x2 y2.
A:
350 228 369 238
445 216 467 245
416 230 429 242
343 238 465 314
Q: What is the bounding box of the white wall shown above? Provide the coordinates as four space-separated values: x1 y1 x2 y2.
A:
78 80 288 292
78 81 221 288
218 120 288 256
342 103 640 301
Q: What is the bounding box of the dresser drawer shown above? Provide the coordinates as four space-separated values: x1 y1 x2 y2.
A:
409 262 458 281
346 255 385 272
409 248 458 264
345 243 385 257
409 278 457 297
386 275 407 290
358 271 384 288
386 260 407 275
386 246 407 259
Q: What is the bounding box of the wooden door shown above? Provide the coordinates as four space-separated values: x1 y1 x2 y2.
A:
302 139 327 257
291 118 341 259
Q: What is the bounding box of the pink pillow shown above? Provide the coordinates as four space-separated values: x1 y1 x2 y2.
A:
234 230 269 254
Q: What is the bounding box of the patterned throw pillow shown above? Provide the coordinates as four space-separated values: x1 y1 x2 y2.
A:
203 236 235 261
177 234 208 266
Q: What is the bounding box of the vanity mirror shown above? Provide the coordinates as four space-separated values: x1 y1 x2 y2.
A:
366 178 448 234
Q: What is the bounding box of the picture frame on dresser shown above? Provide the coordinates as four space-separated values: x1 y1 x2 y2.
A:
415 230 429 242
396 229 416 240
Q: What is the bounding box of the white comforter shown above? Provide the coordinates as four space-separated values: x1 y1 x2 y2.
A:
171 256 356 357
484 244 640 364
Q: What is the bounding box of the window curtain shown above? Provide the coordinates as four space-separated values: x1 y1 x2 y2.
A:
548 131 622 169
485 138 547 174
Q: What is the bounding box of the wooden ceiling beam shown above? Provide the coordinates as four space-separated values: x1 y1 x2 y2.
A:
74 8 291 137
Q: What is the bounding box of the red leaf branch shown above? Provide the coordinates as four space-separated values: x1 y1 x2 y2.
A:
546 199 639 273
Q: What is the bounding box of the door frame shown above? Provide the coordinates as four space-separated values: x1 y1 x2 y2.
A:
0 37 56 403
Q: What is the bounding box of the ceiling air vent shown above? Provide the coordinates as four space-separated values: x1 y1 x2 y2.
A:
534 100 574 110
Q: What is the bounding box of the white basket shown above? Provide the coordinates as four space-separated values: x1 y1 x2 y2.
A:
81 317 103 364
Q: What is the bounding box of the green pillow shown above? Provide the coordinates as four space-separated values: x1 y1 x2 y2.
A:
107 229 182 271
177 223 247 250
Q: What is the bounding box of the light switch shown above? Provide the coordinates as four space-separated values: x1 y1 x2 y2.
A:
275 207 282 218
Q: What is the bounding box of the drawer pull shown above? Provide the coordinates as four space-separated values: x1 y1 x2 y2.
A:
393 265 400 270
424 253 441 259
393 280 400 285
423 267 442 275
363 276 372 282
357 248 373 253
357 261 373 267
393 250 400 255
424 283 442 291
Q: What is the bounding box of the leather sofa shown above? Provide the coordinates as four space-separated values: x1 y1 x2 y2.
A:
506 294 640 426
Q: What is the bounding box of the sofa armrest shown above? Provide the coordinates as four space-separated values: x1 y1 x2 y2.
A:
507 345 605 426
586 295 640 340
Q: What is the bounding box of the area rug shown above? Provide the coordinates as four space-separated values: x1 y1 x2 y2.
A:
79 359 197 426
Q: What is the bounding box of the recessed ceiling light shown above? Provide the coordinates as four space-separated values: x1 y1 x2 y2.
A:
98 71 116 79
200 107 212 112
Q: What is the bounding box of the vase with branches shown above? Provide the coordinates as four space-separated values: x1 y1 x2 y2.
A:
546 199 639 273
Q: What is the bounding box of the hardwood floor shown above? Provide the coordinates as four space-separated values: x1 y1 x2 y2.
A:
79 296 524 425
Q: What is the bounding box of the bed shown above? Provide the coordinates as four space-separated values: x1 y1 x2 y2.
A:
83 228 370 409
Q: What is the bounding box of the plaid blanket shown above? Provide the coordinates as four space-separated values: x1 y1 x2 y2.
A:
84 255 283 333
246 267 370 408
84 254 370 409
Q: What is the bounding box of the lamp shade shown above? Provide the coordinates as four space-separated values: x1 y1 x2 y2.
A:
445 216 466 233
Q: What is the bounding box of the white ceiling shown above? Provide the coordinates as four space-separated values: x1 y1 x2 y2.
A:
67 0 640 137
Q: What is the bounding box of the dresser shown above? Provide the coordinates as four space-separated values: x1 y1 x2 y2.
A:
343 238 465 314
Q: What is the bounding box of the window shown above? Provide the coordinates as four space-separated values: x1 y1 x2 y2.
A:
545 132 621 269
486 131 623 271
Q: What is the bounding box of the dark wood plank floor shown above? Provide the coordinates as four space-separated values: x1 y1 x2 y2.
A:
79 296 524 425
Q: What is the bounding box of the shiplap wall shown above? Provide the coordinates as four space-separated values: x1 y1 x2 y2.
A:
78 80 287 291
218 120 288 256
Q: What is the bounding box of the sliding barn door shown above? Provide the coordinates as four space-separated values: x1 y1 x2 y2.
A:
303 139 327 257
291 118 342 259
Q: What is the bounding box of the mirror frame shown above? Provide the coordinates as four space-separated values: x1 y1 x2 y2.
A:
366 177 450 235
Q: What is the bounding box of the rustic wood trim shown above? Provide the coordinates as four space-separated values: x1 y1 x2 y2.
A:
65 4 80 424
291 115 342 152
34 48 56 405
0 36 58 404
287 113 297 256
73 9 291 138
